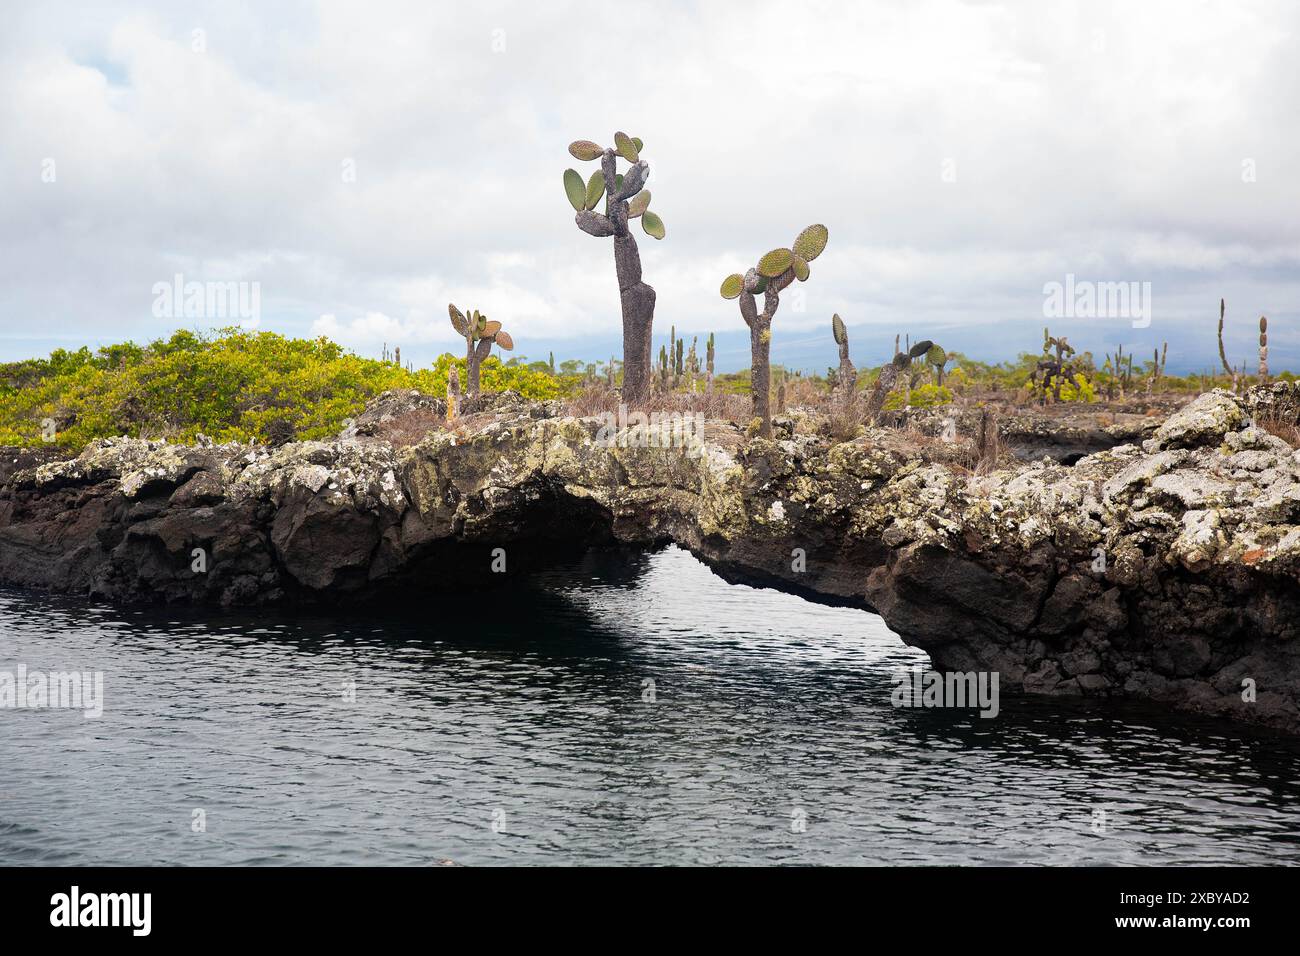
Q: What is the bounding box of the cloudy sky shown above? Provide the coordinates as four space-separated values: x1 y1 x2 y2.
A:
2 0 1298 373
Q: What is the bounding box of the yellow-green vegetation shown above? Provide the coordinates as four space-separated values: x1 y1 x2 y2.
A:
884 383 953 410
1043 371 1098 403
0 328 563 448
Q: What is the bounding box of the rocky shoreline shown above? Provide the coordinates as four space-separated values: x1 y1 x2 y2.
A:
3 385 1299 734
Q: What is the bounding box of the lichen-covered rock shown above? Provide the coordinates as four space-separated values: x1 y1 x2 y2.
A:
2 386 1299 734
1150 389 1246 450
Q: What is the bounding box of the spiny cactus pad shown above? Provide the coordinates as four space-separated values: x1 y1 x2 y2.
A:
792 255 810 281
564 169 586 212
494 330 514 350
793 224 829 262
627 190 651 218
758 248 794 278
832 313 847 345
926 344 947 367
481 320 502 338
632 136 644 152
909 339 934 359
720 274 745 299
641 210 665 240
448 304 469 337
584 171 605 210
569 140 604 161
615 131 639 164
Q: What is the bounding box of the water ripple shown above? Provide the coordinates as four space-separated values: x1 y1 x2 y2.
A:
1 545 1298 866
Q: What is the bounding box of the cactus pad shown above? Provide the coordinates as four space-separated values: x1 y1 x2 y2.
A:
793 224 829 261
569 140 604 161
615 131 639 164
832 313 847 345
494 330 514 350
758 248 794 278
448 304 470 337
564 169 586 212
791 255 810 281
627 190 651 218
481 320 502 338
642 211 665 239
584 170 605 210
720 274 745 299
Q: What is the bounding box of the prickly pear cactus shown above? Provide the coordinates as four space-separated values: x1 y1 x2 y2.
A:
564 132 665 405
719 224 829 437
449 303 513 396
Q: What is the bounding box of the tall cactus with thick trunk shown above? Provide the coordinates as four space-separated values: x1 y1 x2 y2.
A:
564 133 663 406
449 304 513 396
721 224 829 438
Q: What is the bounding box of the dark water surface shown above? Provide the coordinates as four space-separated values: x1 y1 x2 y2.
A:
1 546 1297 866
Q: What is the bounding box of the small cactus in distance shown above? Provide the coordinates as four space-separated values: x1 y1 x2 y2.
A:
720 224 829 437
831 314 857 408
925 344 949 387
1217 298 1241 392
564 132 662 405
1260 315 1269 383
863 338 934 422
1032 326 1078 403
706 333 715 392
449 303 514 396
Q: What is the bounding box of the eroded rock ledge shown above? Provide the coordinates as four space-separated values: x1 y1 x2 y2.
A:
3 387 1300 733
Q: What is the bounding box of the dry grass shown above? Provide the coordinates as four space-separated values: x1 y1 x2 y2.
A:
563 385 750 422
1257 412 1300 448
368 407 448 448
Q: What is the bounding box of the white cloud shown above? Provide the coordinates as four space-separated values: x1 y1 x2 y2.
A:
1 0 1298 369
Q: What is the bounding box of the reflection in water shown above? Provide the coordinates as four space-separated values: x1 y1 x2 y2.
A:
1 545 1297 865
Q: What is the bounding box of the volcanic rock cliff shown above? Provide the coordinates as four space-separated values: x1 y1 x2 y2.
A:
3 386 1299 733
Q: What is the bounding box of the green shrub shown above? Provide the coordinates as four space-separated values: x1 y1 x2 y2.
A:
0 328 565 449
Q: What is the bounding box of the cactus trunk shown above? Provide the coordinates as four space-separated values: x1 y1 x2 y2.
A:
614 234 655 406
465 336 492 396
838 344 857 408
748 310 772 437
864 362 900 422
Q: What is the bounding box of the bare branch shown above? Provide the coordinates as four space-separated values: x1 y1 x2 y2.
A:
575 210 615 237
615 161 649 201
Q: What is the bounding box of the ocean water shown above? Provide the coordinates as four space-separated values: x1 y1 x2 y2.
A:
1 545 1297 866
